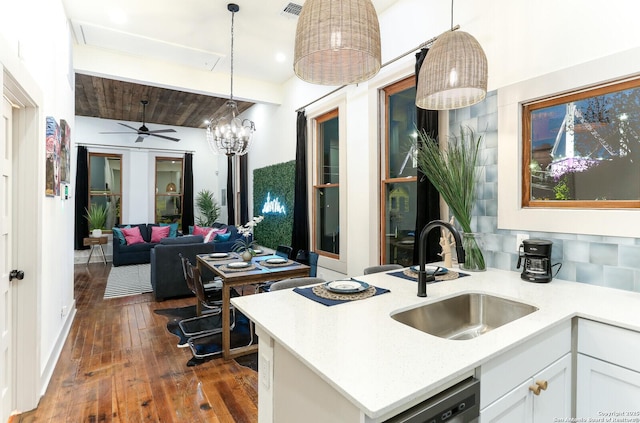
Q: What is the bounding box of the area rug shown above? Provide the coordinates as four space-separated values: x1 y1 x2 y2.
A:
154 305 258 370
104 263 153 299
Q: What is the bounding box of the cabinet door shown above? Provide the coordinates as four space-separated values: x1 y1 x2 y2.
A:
481 354 571 423
577 354 640 417
480 378 533 423
533 354 572 423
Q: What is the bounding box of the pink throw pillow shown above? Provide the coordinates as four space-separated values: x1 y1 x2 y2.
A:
204 227 227 243
192 225 210 236
122 226 146 245
151 225 171 243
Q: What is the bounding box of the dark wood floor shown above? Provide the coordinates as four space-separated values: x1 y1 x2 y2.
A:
11 263 258 423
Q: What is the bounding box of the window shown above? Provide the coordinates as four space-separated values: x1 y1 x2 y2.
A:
88 153 122 230
314 109 340 257
380 77 418 265
155 157 183 229
523 76 640 208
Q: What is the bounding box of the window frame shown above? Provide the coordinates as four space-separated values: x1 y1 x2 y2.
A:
154 156 184 229
313 108 340 260
88 152 122 232
380 76 418 264
522 76 640 209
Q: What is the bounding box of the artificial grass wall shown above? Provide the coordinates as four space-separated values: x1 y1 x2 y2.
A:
253 160 295 249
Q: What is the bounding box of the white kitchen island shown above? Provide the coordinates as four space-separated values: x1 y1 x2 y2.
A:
231 267 640 422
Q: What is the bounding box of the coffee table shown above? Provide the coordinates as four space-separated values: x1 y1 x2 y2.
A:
197 253 310 359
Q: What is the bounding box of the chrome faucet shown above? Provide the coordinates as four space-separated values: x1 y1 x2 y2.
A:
418 220 466 297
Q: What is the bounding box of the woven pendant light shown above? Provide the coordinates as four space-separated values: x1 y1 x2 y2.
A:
294 0 381 86
416 29 488 110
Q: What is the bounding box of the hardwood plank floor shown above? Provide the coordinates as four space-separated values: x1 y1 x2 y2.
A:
11 263 258 422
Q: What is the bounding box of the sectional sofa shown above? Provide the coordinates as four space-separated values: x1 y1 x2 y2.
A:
111 222 246 301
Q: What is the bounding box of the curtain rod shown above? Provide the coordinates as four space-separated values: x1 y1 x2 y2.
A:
75 143 194 154
295 25 460 113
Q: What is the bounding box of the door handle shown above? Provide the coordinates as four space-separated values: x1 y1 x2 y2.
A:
9 269 24 281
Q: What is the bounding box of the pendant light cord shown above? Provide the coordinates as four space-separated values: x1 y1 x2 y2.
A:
230 9 235 101
450 0 454 30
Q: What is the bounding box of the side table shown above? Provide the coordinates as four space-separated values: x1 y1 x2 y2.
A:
83 235 108 265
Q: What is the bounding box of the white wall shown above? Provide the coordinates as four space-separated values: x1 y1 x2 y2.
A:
74 116 229 224
1 0 75 408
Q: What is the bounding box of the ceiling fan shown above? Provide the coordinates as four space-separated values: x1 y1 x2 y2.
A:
100 100 180 143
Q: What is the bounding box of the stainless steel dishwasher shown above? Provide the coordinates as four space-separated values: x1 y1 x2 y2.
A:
384 377 480 423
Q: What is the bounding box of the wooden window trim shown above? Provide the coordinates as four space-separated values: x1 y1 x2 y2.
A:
522 76 640 209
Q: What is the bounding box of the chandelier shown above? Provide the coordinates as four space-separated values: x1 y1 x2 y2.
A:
206 3 255 156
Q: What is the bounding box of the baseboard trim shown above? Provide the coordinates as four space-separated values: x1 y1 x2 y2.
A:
39 299 76 398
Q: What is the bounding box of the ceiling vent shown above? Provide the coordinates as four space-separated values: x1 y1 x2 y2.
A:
281 2 303 18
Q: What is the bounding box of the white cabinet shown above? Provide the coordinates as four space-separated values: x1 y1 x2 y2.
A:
481 354 571 423
479 321 572 423
576 319 640 417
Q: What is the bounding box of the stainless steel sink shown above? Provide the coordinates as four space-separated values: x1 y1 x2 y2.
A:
391 293 538 340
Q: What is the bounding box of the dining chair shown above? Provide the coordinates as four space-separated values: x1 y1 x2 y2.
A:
179 253 223 313
254 245 295 293
295 250 319 277
178 259 234 339
363 264 403 275
275 245 293 259
269 277 325 291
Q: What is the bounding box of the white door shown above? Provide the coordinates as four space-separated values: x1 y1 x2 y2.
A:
1 93 14 421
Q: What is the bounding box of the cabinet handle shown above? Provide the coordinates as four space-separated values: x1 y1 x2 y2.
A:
529 384 541 395
529 380 548 395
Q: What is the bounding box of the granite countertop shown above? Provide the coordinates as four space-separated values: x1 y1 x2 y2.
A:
231 267 640 419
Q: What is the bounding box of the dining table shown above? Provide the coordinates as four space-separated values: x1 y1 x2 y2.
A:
196 250 310 359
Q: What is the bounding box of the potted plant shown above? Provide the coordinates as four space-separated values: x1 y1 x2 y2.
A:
233 216 264 261
415 127 486 271
195 189 221 227
85 203 108 237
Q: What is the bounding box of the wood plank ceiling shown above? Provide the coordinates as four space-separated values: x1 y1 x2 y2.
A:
74 73 254 129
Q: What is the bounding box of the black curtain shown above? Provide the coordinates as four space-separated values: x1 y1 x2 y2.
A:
74 146 89 250
182 153 195 231
291 111 309 257
226 156 235 225
239 154 249 224
413 48 442 264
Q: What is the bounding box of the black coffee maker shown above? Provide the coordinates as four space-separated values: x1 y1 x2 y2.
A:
517 239 554 283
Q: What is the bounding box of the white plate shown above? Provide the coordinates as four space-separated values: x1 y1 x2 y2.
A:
324 279 369 293
253 249 263 254
410 265 448 275
227 262 250 269
210 253 228 258
266 258 287 264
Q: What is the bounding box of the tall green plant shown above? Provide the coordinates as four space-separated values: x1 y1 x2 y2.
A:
195 189 220 227
415 127 485 270
84 203 108 230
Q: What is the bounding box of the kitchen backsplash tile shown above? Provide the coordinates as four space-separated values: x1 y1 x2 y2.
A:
449 90 640 293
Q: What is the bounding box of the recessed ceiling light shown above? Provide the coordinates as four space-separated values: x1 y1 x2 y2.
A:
275 52 286 63
108 9 127 25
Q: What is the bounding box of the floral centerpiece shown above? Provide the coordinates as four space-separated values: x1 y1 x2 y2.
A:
415 127 486 271
233 215 264 260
